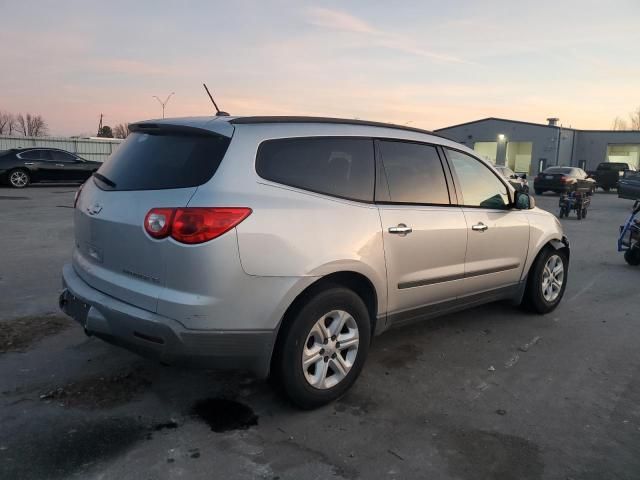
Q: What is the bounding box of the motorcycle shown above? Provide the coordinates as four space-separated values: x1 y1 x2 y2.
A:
618 200 640 266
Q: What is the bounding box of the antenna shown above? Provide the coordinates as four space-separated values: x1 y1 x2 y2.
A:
203 83 229 116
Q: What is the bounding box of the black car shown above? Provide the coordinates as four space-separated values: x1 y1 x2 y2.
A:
590 162 635 191
0 148 101 188
618 170 640 200
494 165 529 192
533 166 596 195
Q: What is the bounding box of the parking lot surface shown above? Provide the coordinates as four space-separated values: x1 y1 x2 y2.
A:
1 185 639 480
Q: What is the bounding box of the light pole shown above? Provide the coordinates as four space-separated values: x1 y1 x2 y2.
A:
152 92 175 119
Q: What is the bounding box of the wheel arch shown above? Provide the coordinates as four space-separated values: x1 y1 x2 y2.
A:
269 270 380 377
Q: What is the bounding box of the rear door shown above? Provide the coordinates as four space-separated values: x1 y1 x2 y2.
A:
51 150 85 181
444 148 529 295
73 127 231 312
376 140 467 324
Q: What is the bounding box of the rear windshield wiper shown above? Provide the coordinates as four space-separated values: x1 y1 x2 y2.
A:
93 172 116 188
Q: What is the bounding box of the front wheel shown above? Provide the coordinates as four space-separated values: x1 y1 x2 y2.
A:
8 169 30 188
522 248 568 314
273 287 371 409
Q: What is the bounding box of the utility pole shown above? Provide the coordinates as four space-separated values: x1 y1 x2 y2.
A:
97 113 103 136
152 92 175 119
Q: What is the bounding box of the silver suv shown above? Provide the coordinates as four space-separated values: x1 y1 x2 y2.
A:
60 116 569 408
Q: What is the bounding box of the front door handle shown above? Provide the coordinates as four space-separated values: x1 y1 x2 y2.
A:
472 222 488 232
23 162 35 166
389 224 412 235
56 164 65 167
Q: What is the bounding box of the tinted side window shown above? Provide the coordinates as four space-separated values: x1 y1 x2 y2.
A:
19 150 42 160
256 137 375 202
51 151 77 162
446 149 509 209
377 140 449 204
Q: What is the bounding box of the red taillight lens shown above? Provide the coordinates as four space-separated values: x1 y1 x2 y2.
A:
172 208 252 244
144 207 252 244
144 208 174 239
560 176 569 183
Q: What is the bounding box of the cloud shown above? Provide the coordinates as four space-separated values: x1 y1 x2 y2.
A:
305 6 472 64
306 7 378 34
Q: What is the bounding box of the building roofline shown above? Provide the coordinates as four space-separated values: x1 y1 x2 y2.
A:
435 116 640 134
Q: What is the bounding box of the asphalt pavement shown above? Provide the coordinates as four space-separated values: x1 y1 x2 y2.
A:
1 185 639 480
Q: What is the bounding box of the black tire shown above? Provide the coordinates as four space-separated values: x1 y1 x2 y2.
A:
558 208 565 218
521 247 569 314
576 208 582 220
582 208 588 219
273 286 371 409
624 246 640 266
535 189 543 195
8 169 30 188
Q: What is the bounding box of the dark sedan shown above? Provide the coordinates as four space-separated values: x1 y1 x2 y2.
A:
533 166 596 195
619 170 640 200
0 148 101 188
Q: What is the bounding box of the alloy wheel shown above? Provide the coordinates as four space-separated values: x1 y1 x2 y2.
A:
9 171 28 187
541 254 564 302
302 310 359 390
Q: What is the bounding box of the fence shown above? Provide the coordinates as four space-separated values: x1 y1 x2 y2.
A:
0 135 122 162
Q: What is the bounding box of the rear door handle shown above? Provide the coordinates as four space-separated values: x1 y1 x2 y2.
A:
23 162 35 166
472 222 488 232
389 224 412 235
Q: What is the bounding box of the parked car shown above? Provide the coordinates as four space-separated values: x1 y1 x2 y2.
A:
0 148 101 188
618 170 640 200
59 116 570 408
590 162 635 192
533 166 596 195
494 165 529 192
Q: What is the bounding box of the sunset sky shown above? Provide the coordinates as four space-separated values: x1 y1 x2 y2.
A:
1 0 639 136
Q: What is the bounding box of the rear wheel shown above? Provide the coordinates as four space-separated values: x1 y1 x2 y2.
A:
522 248 568 314
624 245 640 266
273 287 371 409
8 169 30 188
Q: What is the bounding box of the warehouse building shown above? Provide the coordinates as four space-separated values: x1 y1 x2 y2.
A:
435 117 640 176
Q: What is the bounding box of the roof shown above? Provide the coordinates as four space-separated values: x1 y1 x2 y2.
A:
229 116 441 137
434 117 567 132
435 116 640 134
130 115 446 139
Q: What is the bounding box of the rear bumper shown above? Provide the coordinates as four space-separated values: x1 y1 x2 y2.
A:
60 263 275 377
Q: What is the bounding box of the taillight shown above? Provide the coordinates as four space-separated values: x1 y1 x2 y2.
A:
144 208 175 239
560 176 569 183
74 183 84 208
144 207 252 244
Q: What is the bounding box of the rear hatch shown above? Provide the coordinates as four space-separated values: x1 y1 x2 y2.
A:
73 123 231 312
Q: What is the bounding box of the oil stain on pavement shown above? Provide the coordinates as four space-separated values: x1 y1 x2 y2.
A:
191 398 258 432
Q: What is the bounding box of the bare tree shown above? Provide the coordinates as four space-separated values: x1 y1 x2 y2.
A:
14 113 48 137
630 107 640 131
113 123 130 139
612 116 628 131
0 111 15 135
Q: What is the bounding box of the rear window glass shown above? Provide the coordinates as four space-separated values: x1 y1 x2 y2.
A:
94 131 230 191
256 137 375 202
544 167 572 175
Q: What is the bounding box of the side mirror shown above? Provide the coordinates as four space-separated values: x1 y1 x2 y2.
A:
514 191 535 210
